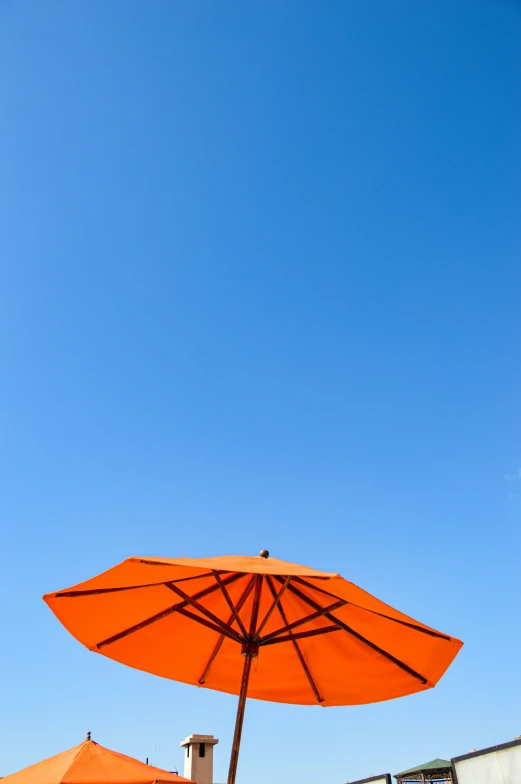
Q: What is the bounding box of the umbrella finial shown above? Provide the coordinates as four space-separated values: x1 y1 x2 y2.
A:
259 549 269 558
86 731 91 741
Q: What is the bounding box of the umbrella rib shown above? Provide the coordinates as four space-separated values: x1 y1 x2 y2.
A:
55 571 217 598
254 576 291 640
199 575 257 685
278 578 429 686
293 577 452 641
164 582 244 644
259 599 347 644
95 572 244 649
249 575 263 634
265 576 324 704
176 607 242 641
260 625 342 646
212 571 249 639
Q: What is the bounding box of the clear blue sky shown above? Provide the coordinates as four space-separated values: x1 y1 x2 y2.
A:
1 1 520 782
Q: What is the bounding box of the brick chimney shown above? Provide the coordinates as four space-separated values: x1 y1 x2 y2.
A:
180 735 219 784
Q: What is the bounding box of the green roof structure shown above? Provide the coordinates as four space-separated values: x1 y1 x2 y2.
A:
395 759 453 782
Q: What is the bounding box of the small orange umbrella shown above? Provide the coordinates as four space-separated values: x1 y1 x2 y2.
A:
44 552 462 784
1 733 193 784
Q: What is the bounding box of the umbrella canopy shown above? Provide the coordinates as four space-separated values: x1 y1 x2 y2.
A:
1 735 193 784
43 552 463 784
43 553 462 706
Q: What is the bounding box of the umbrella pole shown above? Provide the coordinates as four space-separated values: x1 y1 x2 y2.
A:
227 573 262 784
227 652 253 784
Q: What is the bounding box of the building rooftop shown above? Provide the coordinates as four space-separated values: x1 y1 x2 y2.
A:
395 759 452 777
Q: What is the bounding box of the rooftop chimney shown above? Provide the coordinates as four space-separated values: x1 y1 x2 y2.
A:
180 735 219 784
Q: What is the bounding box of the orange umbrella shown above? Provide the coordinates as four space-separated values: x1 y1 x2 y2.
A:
1 733 193 784
43 552 463 784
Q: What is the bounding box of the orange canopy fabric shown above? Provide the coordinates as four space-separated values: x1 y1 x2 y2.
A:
43 554 463 707
1 738 193 784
